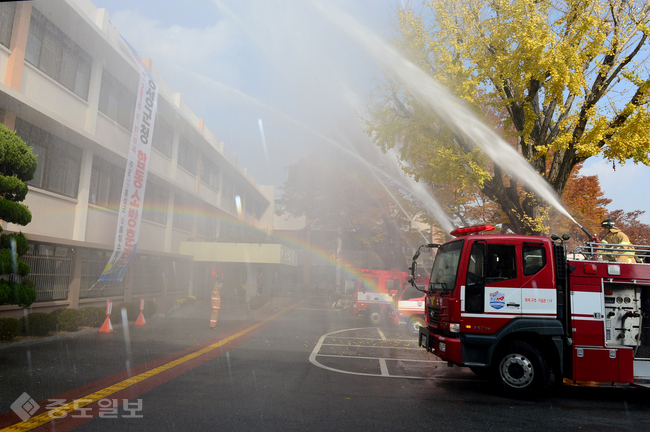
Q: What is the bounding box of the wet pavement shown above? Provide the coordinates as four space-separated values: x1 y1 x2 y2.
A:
1 293 649 431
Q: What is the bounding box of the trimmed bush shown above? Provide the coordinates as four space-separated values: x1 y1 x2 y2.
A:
23 312 56 337
49 308 66 322
57 308 83 332
248 295 270 311
0 317 22 341
143 300 157 319
80 307 105 327
111 302 139 322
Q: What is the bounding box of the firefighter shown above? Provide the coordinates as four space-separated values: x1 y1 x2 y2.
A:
210 277 222 329
599 220 635 263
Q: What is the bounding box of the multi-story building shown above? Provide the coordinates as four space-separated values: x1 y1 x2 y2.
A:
0 0 297 317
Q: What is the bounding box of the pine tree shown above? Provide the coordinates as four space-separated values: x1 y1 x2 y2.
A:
0 122 38 307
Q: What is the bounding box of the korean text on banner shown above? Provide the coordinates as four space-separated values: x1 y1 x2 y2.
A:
100 37 158 282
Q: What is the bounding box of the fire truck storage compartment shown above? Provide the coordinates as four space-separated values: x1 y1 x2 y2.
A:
573 347 634 383
603 283 649 358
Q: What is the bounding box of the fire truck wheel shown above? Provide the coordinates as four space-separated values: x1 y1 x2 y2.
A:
408 317 426 334
367 308 385 326
492 341 549 398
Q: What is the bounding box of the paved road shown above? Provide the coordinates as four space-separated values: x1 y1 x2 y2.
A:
1 293 649 431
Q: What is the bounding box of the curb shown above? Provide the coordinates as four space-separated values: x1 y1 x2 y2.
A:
0 322 126 351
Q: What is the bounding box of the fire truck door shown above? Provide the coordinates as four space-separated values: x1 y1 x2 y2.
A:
484 244 521 315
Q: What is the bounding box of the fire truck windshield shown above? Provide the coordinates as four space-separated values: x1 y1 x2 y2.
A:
429 239 463 292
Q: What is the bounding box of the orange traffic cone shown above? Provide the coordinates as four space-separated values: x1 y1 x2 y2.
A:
134 298 147 326
99 300 115 333
99 316 114 333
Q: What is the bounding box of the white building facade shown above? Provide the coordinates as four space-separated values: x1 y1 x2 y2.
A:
0 0 288 317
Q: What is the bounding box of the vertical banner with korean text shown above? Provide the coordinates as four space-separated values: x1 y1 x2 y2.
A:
100 37 158 281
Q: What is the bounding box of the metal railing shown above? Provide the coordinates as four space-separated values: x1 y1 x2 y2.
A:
573 243 650 262
22 244 72 302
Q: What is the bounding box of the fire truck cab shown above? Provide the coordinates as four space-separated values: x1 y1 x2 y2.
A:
418 224 650 397
390 277 430 333
350 268 408 325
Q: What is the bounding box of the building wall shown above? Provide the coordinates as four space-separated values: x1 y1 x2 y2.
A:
0 0 276 313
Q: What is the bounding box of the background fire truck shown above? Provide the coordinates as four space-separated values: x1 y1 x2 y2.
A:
350 268 408 325
390 277 430 333
417 225 650 398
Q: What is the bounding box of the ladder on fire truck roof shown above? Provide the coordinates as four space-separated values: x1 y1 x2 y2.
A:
573 243 650 262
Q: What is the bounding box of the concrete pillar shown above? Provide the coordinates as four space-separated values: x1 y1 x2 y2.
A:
1 109 16 130
124 263 134 303
164 191 175 253
72 149 93 241
66 249 83 309
84 59 103 135
170 128 179 179
3 1 31 91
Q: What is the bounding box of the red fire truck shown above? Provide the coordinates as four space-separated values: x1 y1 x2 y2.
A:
418 224 650 397
350 268 409 325
390 277 430 333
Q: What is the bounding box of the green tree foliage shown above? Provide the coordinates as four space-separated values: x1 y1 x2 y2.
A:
364 0 650 234
0 122 38 307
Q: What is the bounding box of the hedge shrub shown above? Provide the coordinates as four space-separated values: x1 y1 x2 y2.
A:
49 308 66 322
23 312 56 336
0 317 22 341
143 300 157 319
111 302 139 322
57 308 83 332
80 307 105 327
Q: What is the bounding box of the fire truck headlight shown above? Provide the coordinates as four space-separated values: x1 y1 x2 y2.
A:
449 323 460 333
439 341 446 353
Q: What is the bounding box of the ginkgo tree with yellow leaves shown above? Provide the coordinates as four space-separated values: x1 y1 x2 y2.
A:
364 0 650 235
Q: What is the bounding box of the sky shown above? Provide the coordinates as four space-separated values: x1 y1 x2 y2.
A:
92 0 650 225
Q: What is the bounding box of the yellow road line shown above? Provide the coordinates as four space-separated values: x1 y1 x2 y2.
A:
2 302 301 432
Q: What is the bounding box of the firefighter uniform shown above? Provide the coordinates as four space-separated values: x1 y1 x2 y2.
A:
210 279 222 329
601 227 635 263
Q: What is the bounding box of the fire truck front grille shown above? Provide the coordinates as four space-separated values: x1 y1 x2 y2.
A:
428 306 440 325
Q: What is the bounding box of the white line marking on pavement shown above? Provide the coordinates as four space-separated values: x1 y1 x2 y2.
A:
315 354 444 363
309 327 449 380
322 343 423 350
379 359 389 376
377 328 388 341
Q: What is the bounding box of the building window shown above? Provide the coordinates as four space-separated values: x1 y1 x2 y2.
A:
0 2 15 49
222 176 234 213
152 117 173 158
24 8 91 100
89 156 124 210
201 156 219 190
142 181 168 225
98 70 136 131
177 136 197 174
254 199 267 220
173 195 193 232
16 118 81 198
197 209 217 241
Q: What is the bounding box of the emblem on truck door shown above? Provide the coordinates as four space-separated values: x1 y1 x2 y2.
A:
489 291 505 310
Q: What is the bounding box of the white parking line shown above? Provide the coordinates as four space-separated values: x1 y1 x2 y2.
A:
379 359 389 376
309 327 443 380
322 343 423 350
316 354 443 363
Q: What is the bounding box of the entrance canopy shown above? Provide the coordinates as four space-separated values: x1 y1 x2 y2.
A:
179 242 298 266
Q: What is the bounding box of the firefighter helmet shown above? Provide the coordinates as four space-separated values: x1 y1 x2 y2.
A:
601 219 616 229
